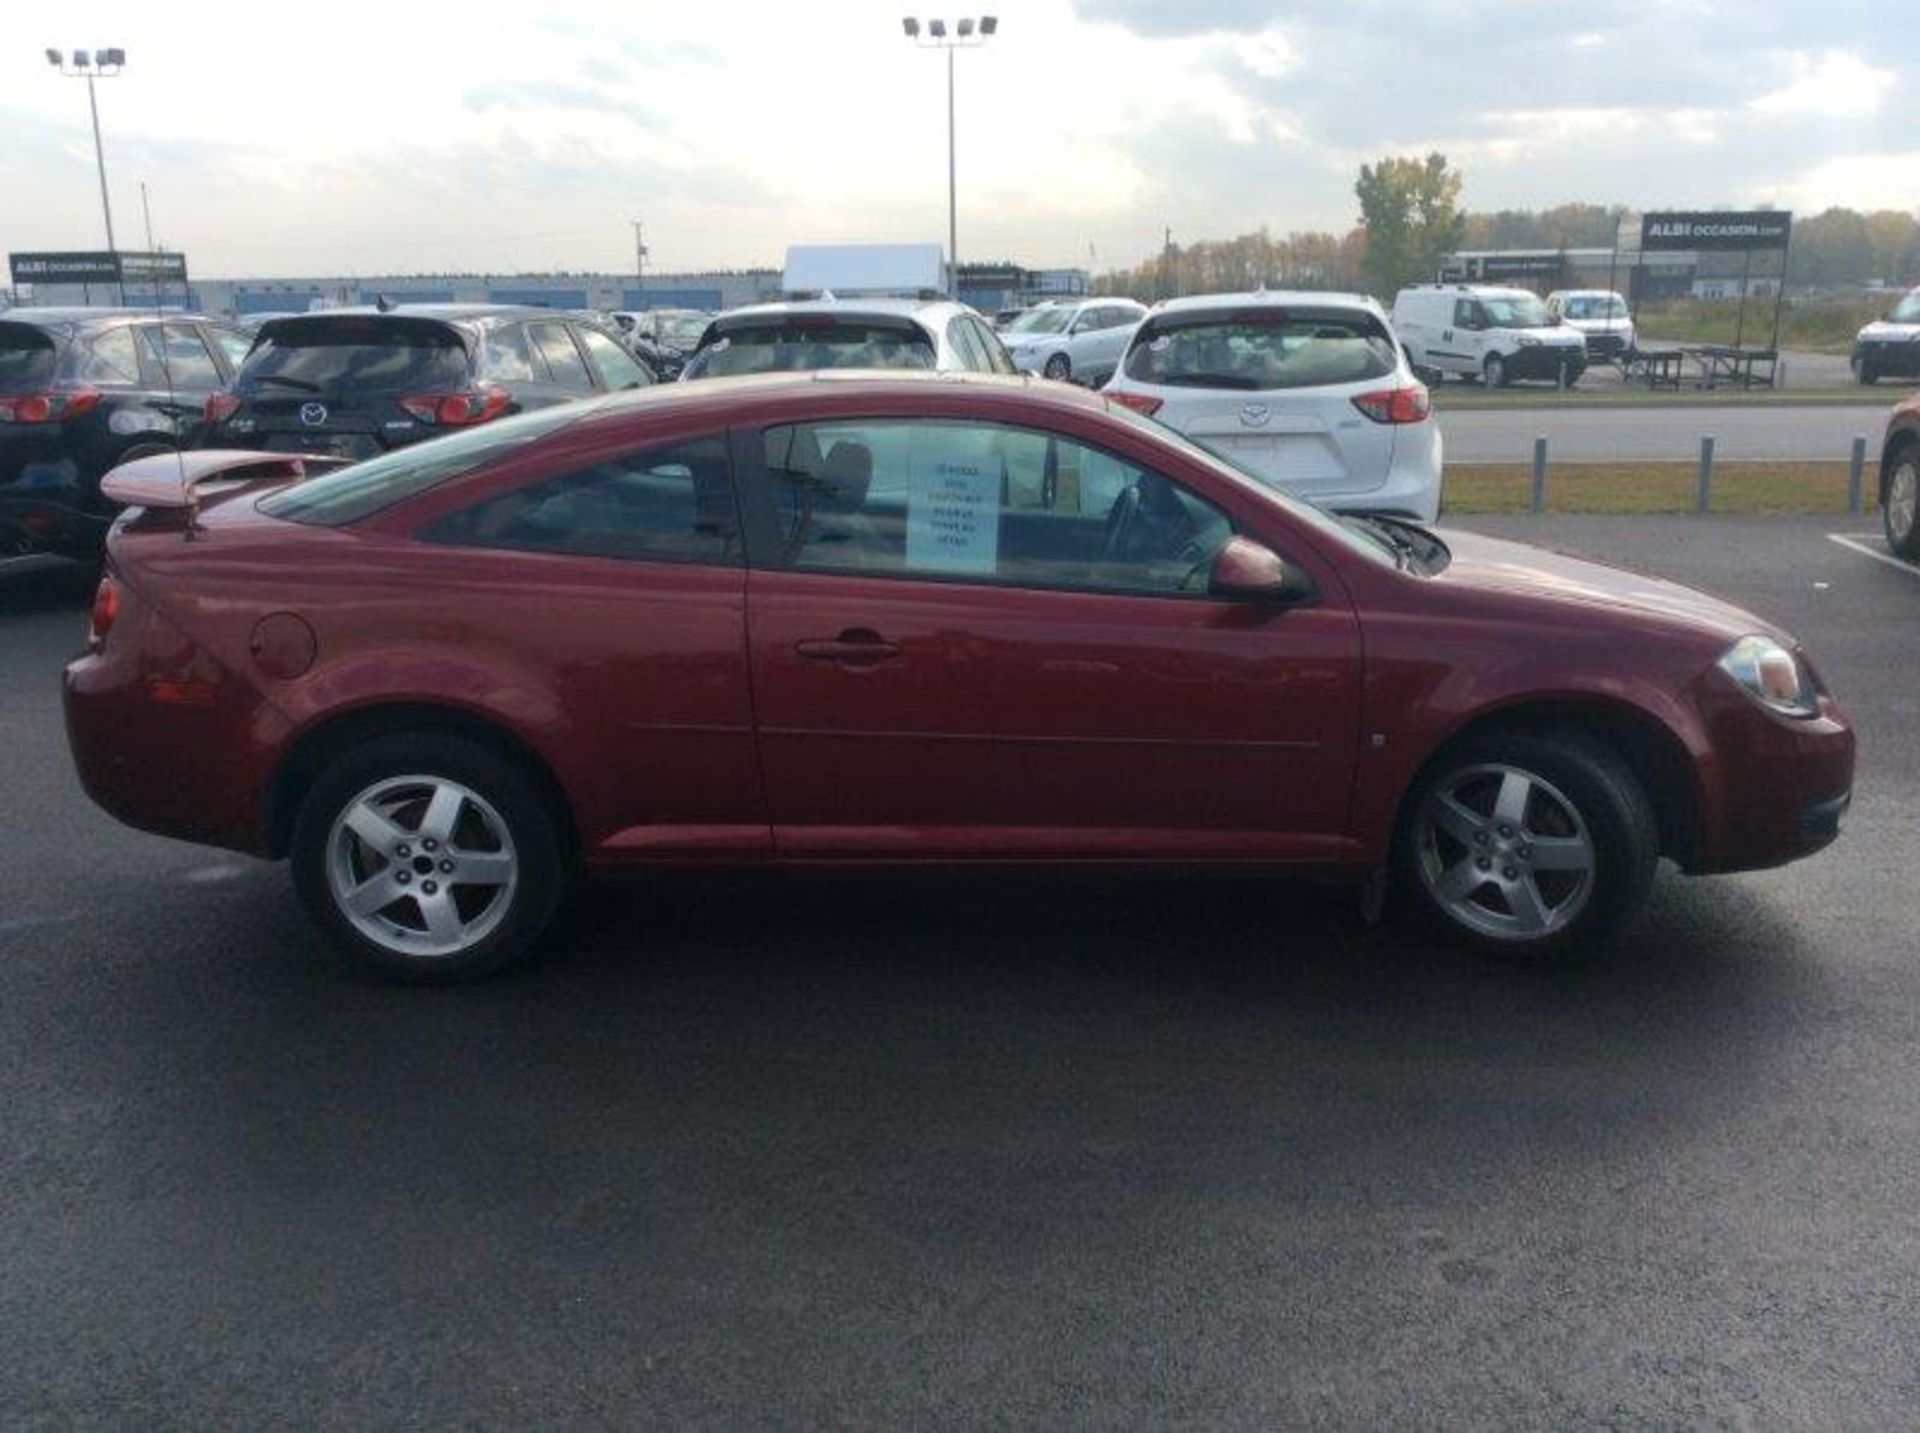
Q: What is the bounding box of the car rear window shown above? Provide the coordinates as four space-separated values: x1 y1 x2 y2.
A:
257 399 598 526
0 324 58 392
1123 310 1396 391
239 316 471 393
683 320 935 379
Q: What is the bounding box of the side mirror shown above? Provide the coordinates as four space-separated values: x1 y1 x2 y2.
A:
1208 535 1311 602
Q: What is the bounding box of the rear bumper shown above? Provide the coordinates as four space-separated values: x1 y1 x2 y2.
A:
63 595 287 857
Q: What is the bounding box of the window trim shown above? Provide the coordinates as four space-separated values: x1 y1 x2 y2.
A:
735 415 1252 604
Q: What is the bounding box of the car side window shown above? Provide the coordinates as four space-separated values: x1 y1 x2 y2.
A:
138 324 222 388
529 322 591 388
946 316 987 371
972 317 1016 375
76 326 141 384
761 419 1233 597
422 434 739 565
479 325 537 382
1453 299 1476 327
204 326 254 375
575 326 652 389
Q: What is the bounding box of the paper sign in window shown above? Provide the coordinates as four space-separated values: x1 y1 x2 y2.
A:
906 449 1000 574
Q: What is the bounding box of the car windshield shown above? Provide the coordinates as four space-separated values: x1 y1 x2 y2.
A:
682 322 935 378
653 314 709 348
1890 292 1920 324
1562 295 1627 321
257 399 600 525
241 317 472 393
1481 295 1551 328
1123 311 1396 390
1005 307 1073 336
0 324 58 392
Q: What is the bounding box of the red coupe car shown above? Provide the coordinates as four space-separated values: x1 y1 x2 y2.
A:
65 373 1853 981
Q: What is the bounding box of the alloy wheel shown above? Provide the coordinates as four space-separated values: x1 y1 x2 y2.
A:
1414 763 1596 941
325 774 519 958
1887 459 1917 549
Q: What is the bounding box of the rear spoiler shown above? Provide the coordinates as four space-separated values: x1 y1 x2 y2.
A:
100 450 351 511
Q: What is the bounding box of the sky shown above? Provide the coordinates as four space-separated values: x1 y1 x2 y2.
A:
4 0 1914 280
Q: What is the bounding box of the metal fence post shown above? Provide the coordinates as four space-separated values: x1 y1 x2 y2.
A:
1848 436 1867 514
1696 436 1715 514
1531 436 1548 513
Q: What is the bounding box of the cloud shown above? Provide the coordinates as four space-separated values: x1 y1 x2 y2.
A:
1751 49 1896 121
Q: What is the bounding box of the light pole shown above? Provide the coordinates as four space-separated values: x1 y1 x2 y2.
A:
901 15 996 296
45 47 126 255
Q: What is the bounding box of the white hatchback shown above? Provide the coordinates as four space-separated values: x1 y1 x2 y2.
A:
999 298 1147 386
1102 291 1442 522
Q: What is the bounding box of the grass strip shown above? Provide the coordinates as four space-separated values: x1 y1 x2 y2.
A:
1441 460 1875 515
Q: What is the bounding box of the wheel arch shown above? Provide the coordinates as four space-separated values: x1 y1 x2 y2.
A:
1394 696 1704 870
265 701 580 865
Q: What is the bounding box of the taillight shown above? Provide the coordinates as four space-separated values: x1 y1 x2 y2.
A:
88 574 120 649
398 387 512 426
1351 384 1431 425
204 391 242 423
0 388 102 424
1107 391 1164 417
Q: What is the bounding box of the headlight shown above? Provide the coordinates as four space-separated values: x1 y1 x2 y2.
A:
1717 635 1819 717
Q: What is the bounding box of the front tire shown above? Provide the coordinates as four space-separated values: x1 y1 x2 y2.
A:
291 732 567 982
1484 354 1509 389
1043 352 1072 382
1855 356 1878 386
1885 446 1920 559
1395 731 1657 959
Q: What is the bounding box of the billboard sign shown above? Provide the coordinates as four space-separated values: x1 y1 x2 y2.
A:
1477 253 1566 281
9 250 190 286
1639 212 1791 252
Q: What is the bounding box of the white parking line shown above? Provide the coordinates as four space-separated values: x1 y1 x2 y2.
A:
1827 532 1920 577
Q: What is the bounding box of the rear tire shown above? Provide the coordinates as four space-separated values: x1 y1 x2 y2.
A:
291 732 567 983
1394 730 1657 960
1884 445 1920 559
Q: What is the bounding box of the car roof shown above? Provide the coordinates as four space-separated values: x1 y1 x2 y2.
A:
0 306 184 330
715 297 966 323
1151 289 1381 317
285 303 571 324
572 368 1108 427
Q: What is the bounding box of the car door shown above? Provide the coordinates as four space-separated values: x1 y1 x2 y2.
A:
740 414 1363 859
408 427 767 857
1449 298 1486 373
1095 306 1139 375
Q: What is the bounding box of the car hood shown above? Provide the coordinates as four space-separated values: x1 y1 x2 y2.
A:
1858 320 1920 341
1427 526 1779 645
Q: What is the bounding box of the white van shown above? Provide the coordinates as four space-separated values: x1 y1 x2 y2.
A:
1545 289 1636 362
1391 284 1587 388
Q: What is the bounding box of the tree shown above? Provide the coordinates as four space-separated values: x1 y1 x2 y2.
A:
1354 152 1465 299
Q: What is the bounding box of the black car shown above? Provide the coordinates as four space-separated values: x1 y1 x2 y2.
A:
0 307 254 559
199 305 653 463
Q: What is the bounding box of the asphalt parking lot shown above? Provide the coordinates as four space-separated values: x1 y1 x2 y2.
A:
3 516 1917 1426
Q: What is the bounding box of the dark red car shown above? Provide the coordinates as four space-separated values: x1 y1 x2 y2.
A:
65 374 1853 981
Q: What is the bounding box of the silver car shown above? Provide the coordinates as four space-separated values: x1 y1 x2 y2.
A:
998 298 1147 386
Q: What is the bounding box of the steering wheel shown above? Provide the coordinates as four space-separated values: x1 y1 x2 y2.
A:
1099 485 1143 563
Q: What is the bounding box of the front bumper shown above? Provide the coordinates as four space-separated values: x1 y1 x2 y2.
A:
1856 343 1920 379
1688 684 1855 874
1502 345 1588 382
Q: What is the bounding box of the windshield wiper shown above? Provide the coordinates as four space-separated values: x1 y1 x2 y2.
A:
250 375 322 393
1158 373 1260 389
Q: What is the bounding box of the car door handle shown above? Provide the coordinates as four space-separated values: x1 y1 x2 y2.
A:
795 630 900 664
